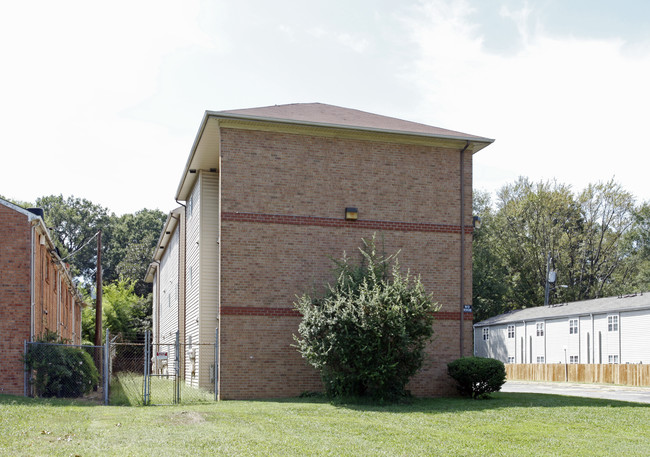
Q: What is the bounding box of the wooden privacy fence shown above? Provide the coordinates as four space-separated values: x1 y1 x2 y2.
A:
506 364 650 387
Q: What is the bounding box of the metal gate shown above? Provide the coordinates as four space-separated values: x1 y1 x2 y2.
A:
143 330 218 405
107 330 218 405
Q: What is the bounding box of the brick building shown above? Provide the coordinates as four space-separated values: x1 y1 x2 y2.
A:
146 103 493 399
0 198 85 395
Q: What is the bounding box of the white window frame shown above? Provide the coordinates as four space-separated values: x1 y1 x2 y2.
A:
483 328 489 341
608 315 618 332
569 355 579 364
507 356 515 364
536 322 544 337
507 325 515 339
188 194 194 218
569 319 578 335
536 356 545 363
608 354 619 364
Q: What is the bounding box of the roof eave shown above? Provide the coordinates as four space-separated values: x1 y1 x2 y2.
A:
206 110 495 146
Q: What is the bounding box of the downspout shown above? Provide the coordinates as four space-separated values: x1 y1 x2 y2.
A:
30 224 35 340
459 141 470 357
57 269 61 336
175 198 187 380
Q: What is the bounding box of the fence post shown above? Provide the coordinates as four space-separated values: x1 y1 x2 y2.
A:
23 340 29 397
215 327 219 401
175 330 180 404
143 330 150 405
104 329 109 405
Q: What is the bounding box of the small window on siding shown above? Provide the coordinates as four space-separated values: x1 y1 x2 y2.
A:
569 355 579 364
188 194 193 218
536 322 544 337
608 354 619 364
188 266 193 288
608 315 618 332
188 335 192 348
569 319 578 334
483 328 489 340
536 356 545 363
507 325 515 338
507 356 515 364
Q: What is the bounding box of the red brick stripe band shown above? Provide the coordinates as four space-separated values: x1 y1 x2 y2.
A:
221 306 472 321
221 212 473 234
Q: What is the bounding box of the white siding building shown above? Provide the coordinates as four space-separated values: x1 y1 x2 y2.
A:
474 293 650 365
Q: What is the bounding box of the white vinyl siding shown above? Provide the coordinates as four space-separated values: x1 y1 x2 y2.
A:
621 310 650 363
157 224 180 374
198 171 220 389
185 177 201 386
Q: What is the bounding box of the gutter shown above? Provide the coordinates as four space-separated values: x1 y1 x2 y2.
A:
459 140 470 358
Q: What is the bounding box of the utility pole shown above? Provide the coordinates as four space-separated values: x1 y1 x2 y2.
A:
94 230 102 347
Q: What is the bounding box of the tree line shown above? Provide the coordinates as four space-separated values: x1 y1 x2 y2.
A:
473 178 650 322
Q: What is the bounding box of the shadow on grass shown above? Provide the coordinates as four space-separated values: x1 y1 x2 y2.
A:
4 390 649 412
241 390 650 414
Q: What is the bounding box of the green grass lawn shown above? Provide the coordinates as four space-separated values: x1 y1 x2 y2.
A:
1 392 649 456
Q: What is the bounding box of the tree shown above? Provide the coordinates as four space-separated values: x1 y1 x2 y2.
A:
105 209 166 295
294 237 439 400
82 279 151 343
36 195 112 282
472 191 509 323
473 178 640 321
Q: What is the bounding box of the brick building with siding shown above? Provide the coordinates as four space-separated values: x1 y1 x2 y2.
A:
0 198 85 396
146 103 493 399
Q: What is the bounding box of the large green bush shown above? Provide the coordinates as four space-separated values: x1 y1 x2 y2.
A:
294 236 439 400
24 335 99 398
447 356 506 399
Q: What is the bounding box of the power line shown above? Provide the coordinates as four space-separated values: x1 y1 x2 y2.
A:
58 230 100 262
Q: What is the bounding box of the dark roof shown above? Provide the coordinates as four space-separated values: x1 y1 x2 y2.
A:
213 103 494 144
474 293 650 327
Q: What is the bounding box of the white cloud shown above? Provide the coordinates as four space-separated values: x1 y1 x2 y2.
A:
403 0 650 203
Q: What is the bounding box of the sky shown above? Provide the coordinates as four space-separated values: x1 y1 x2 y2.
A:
1 0 649 215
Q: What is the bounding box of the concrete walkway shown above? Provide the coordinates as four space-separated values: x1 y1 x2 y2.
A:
502 380 650 404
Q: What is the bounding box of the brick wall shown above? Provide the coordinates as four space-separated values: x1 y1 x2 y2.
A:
217 127 474 398
0 203 84 395
0 204 31 395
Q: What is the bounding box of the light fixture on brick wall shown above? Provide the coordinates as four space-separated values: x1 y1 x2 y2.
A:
345 207 358 221
472 215 482 229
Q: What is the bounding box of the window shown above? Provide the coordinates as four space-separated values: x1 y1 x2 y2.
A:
536 322 544 337
569 319 578 334
608 315 618 332
608 354 619 364
188 266 193 288
536 356 545 363
569 355 579 364
507 325 515 338
483 328 489 340
507 356 515 364
188 194 193 218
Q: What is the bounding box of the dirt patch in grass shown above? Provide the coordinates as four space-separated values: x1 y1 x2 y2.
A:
169 410 206 425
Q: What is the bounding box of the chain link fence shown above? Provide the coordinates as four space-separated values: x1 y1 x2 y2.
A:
24 330 217 406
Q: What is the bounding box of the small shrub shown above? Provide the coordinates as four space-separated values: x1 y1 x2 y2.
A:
24 337 99 398
447 356 506 399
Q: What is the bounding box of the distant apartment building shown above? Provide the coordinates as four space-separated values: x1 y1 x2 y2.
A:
0 198 85 395
474 293 650 365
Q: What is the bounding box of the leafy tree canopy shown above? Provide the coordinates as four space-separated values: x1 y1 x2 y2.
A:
473 178 645 322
